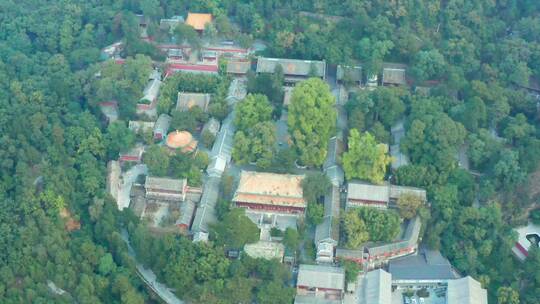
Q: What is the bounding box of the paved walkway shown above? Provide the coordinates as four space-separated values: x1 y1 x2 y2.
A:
117 164 148 210
121 229 184 304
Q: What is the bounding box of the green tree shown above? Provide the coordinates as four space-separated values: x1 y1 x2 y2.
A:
342 211 369 248
307 202 324 226
234 94 273 132
212 208 259 249
397 193 424 219
411 49 446 82
256 280 295 304
98 253 115 276
105 121 136 159
232 121 276 168
302 172 331 204
342 260 362 283
282 228 300 250
497 286 520 304
144 145 170 176
342 130 392 184
288 78 336 166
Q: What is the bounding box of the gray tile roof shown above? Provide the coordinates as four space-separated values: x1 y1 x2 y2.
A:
382 63 407 85
154 114 171 136
191 176 220 233
145 176 187 192
176 200 196 227
226 60 251 74
257 57 325 78
347 182 390 204
297 264 345 291
388 247 457 281
337 65 362 82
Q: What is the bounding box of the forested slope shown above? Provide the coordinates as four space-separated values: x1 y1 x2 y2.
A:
1 0 540 303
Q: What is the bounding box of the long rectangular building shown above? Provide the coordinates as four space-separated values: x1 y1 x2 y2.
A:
256 57 326 83
346 181 427 209
144 176 187 202
233 171 306 215
296 264 345 303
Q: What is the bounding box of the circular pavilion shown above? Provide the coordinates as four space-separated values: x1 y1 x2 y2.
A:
166 130 198 153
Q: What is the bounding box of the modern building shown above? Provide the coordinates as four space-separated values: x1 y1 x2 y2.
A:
346 181 427 210
382 63 407 86
185 13 213 33
176 92 211 112
512 222 540 261
165 130 198 153
153 114 171 140
144 176 187 202
336 65 362 86
356 268 392 304
233 171 306 229
256 57 326 83
295 264 345 304
358 254 487 304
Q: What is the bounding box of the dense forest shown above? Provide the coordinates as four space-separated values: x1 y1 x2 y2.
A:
1 0 540 303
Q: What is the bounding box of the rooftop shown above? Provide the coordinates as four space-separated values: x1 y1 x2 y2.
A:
446 276 488 304
388 248 457 281
244 241 285 260
226 59 251 75
347 181 390 203
382 63 407 85
166 130 198 152
233 171 306 208
185 13 212 31
154 114 172 133
257 57 325 78
337 65 362 82
176 92 211 112
145 176 187 192
297 264 345 291
358 269 392 304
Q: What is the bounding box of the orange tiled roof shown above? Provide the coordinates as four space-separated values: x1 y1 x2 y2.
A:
233 171 306 207
185 13 212 31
